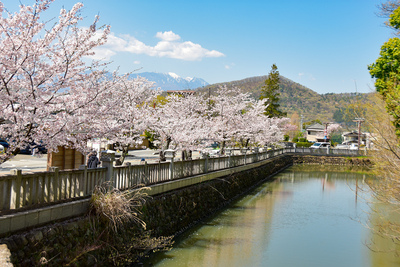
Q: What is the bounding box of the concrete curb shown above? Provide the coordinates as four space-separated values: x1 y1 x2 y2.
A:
0 199 89 236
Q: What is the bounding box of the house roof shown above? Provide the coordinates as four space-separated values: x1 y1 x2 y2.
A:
343 131 358 136
306 123 324 130
343 131 366 137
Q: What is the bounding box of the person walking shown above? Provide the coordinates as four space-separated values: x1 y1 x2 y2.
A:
87 151 100 169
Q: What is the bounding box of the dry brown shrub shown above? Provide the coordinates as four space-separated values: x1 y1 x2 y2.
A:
90 184 150 233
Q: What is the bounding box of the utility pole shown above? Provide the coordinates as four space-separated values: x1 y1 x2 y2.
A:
322 122 332 141
300 114 304 132
353 118 365 149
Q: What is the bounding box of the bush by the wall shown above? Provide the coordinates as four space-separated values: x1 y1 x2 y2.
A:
296 142 312 148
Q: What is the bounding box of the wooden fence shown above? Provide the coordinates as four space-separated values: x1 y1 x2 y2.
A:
0 148 364 212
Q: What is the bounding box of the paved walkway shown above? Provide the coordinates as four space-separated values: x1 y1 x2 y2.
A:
0 154 48 175
0 149 202 176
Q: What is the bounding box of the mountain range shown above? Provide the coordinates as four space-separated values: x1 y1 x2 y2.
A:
131 72 208 91
196 75 372 126
134 71 371 126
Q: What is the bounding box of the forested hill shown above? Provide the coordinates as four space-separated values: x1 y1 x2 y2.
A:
196 75 372 124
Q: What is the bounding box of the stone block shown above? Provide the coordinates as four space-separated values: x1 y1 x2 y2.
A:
38 209 52 225
10 214 26 232
33 231 44 242
0 216 11 235
25 211 39 228
71 200 89 217
62 203 73 216
50 205 64 221
71 203 82 217
81 200 90 211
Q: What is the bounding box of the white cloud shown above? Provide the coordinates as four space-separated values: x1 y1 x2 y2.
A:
89 47 117 60
155 31 181 41
87 30 225 61
133 61 141 64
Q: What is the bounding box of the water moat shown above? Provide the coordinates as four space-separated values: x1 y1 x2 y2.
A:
142 165 400 267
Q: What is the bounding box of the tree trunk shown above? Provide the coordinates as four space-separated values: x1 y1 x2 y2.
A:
245 138 250 148
220 140 226 156
160 136 172 161
159 150 166 162
115 145 129 166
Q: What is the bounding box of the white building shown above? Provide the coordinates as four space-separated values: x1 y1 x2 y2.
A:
342 131 371 147
305 123 325 142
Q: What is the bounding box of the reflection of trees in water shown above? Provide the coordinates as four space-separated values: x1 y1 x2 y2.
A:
190 182 282 267
148 165 400 267
290 164 373 175
367 195 400 265
153 181 283 267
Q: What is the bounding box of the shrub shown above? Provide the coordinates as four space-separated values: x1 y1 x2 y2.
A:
90 184 150 233
283 134 290 141
296 142 312 148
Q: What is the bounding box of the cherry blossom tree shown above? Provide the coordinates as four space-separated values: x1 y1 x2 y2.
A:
207 86 254 154
150 92 209 160
93 75 159 165
149 85 292 159
207 86 291 153
0 0 116 163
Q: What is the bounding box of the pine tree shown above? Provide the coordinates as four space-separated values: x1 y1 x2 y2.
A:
260 64 287 118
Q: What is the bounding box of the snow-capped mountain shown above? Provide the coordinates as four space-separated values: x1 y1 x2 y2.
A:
130 72 208 91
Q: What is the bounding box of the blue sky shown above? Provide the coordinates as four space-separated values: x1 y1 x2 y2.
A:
2 0 394 94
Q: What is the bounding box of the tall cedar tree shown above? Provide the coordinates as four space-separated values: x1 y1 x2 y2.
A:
260 64 287 118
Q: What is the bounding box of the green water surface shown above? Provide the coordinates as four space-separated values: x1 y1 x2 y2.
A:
142 165 400 267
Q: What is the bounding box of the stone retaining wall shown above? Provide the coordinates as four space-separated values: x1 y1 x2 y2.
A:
141 155 292 238
293 155 373 167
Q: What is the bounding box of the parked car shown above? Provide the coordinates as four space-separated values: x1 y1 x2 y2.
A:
19 142 47 154
310 142 331 149
0 139 9 149
349 144 359 150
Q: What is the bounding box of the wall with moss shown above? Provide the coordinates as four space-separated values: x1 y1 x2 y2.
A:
293 155 373 167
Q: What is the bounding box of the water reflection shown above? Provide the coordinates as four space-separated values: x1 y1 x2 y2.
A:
141 165 400 267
